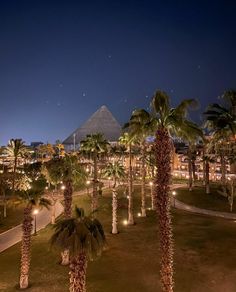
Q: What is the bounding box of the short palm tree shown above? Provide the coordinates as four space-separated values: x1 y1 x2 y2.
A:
51 207 106 292
124 109 153 217
18 189 51 289
5 139 27 193
104 162 125 234
147 90 199 292
80 134 109 212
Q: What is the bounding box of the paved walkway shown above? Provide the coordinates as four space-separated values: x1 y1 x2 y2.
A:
0 200 64 253
172 184 236 220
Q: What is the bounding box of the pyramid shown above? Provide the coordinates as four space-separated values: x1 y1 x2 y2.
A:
63 105 122 146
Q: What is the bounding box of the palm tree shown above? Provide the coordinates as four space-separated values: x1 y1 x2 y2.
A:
5 139 27 193
204 90 236 182
119 133 135 225
19 189 51 289
124 109 153 217
51 207 106 292
104 162 125 234
147 90 199 292
80 134 108 213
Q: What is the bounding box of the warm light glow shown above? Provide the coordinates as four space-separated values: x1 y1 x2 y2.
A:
86 168 89 172
172 191 177 196
127 195 130 199
45 186 48 190
123 219 128 225
33 209 39 215
149 181 153 186
61 185 66 190
108 177 111 180
137 212 141 217
86 180 90 185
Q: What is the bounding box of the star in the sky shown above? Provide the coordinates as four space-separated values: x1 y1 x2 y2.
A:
82 92 86 97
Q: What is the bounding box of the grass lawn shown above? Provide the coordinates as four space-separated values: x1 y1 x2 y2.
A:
0 203 25 233
1 186 236 291
176 185 236 213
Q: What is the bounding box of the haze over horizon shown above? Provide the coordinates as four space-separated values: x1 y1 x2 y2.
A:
1 0 235 145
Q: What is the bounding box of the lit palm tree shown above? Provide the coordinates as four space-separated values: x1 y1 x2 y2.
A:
119 133 135 225
204 90 236 183
124 109 153 217
80 134 109 212
19 189 51 289
146 90 199 292
5 139 27 193
104 162 125 234
51 207 106 292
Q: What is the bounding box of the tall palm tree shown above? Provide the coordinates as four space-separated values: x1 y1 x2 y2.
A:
124 109 153 217
51 207 106 292
104 162 125 234
5 139 27 193
119 133 135 225
19 189 51 289
146 90 199 292
80 134 108 212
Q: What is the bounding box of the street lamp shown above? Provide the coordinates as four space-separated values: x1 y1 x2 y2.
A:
33 209 39 235
108 177 111 188
61 185 66 190
172 191 177 207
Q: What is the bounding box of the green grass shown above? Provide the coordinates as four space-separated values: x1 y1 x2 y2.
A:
176 185 236 213
1 187 236 291
0 203 25 233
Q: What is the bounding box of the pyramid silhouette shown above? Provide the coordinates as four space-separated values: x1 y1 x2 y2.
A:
63 105 122 146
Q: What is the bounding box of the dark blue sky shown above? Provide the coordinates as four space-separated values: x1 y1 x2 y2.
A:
0 0 235 145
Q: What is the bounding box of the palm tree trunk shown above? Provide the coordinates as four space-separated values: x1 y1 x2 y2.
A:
92 153 98 212
112 185 118 234
61 180 73 266
188 150 193 191
64 180 73 219
128 144 134 225
12 156 17 193
19 206 33 289
220 154 226 185
69 252 87 292
141 143 146 217
154 127 174 292
205 161 210 194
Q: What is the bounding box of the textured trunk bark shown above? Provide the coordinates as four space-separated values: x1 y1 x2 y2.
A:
64 180 73 219
112 185 118 234
188 150 193 191
154 127 174 292
141 143 146 217
192 159 197 183
19 206 33 289
12 157 17 194
202 148 206 186
205 161 210 194
220 154 226 185
128 144 134 225
69 253 87 292
62 180 73 265
92 153 98 213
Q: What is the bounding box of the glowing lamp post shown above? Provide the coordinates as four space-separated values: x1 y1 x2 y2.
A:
172 191 177 207
149 181 154 210
33 209 39 235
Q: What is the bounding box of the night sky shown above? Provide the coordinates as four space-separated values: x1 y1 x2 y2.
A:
0 0 235 145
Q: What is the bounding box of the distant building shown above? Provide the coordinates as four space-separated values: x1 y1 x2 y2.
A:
63 105 122 151
30 141 44 148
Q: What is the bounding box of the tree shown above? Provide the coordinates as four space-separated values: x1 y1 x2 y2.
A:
124 109 153 217
18 189 50 289
80 134 108 212
146 90 199 292
204 90 236 183
103 162 125 234
51 207 106 292
119 133 135 225
5 139 27 193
